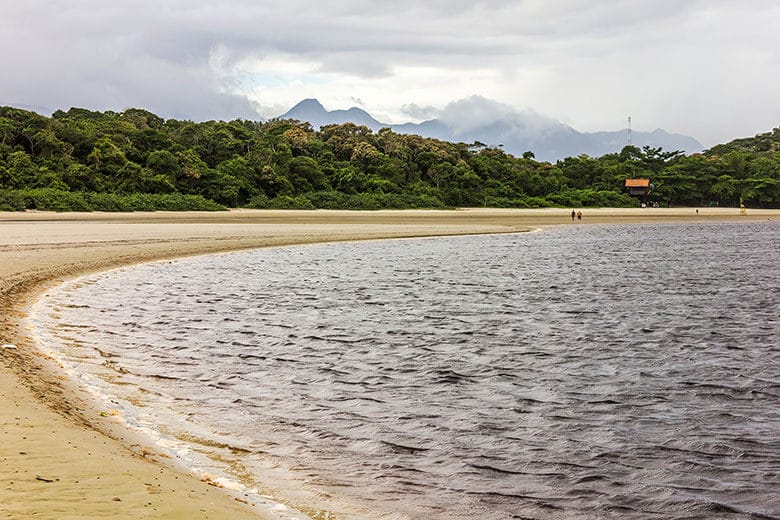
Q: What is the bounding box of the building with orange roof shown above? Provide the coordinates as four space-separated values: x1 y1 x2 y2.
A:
625 178 651 196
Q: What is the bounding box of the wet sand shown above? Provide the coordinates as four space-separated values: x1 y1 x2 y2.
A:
1 207 776 519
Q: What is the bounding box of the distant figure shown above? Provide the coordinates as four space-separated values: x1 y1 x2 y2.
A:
740 201 747 216
577 210 582 222
696 208 699 215
571 210 576 221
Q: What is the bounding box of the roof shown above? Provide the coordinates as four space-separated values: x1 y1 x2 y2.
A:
625 178 651 188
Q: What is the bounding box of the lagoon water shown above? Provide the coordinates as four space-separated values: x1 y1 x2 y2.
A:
33 222 779 519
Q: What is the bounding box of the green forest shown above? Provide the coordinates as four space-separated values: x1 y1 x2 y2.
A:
1 106 778 211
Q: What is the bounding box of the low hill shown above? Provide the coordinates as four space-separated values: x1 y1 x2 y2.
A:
0 105 777 211
705 128 780 156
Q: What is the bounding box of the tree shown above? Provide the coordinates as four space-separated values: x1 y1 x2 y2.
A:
288 156 326 193
203 168 242 206
146 149 180 177
62 163 100 192
88 138 128 179
121 108 164 130
0 117 17 147
741 177 779 207
4 151 38 188
320 123 373 160
332 165 367 194
0 165 11 189
639 146 683 172
257 165 293 197
711 175 740 205
350 142 382 172
283 126 311 156
214 157 257 203
175 149 210 193
619 145 642 162
426 162 454 190
117 162 146 193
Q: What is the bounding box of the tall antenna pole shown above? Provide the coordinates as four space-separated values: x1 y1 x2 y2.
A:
628 116 632 146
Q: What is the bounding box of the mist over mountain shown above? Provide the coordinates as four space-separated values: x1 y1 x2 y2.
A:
279 97 703 162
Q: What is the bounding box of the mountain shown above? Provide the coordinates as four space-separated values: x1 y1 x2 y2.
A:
583 128 703 158
277 96 703 162
281 98 384 130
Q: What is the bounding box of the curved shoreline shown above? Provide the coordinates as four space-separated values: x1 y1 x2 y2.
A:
0 209 532 520
23 233 530 519
1 207 776 519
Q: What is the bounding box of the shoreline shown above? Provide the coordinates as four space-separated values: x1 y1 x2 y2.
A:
1 207 777 519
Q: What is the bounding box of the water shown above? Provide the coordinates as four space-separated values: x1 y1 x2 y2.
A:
32 222 780 519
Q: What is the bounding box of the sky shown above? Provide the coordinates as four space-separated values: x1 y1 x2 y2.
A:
1 0 778 147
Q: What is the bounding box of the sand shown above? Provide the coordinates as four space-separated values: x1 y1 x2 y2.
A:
1 207 776 519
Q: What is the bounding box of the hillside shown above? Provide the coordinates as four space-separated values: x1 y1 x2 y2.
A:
0 106 777 211
705 128 780 155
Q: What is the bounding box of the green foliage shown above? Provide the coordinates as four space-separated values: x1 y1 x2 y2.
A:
1 106 778 211
706 128 780 155
266 195 316 210
0 188 224 212
547 189 639 208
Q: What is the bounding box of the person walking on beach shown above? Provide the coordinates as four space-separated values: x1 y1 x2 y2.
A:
571 209 576 221
576 210 582 222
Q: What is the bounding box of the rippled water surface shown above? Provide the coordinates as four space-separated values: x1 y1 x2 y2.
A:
34 222 780 519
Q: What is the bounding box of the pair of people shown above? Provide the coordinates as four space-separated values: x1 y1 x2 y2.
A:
570 210 582 222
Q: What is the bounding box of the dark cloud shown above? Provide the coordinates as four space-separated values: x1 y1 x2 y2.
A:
1 1 778 142
0 2 262 120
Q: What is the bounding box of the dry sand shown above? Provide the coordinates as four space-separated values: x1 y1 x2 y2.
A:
1 207 776 519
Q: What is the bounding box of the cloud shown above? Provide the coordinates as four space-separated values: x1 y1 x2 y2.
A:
1 1 779 144
316 56 393 79
400 103 441 121
0 2 263 120
436 96 562 138
438 96 518 132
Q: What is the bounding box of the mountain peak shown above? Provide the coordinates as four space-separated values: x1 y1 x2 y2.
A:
293 98 325 110
280 99 383 130
282 98 327 121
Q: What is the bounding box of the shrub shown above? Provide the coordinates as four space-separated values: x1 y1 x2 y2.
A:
0 189 225 212
267 195 315 209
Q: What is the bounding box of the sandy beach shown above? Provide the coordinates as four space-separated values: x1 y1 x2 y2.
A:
1 207 777 519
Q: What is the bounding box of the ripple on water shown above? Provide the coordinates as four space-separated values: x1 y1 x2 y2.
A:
32 222 780 519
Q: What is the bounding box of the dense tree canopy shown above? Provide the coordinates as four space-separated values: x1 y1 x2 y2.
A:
0 106 778 211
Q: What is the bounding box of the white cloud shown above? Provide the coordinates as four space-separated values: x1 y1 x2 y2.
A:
438 97 518 133
400 103 441 121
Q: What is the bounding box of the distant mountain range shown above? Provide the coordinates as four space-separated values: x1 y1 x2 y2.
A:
278 97 703 162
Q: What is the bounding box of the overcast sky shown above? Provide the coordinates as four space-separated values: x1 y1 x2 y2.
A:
2 0 778 147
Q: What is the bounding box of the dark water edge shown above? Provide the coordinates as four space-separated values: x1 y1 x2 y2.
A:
32 222 780 519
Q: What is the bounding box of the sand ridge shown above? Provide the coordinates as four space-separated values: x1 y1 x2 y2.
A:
0 207 776 519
